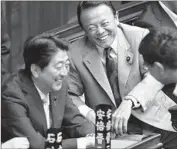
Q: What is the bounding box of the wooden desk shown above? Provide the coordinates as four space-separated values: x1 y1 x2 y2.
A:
111 133 163 149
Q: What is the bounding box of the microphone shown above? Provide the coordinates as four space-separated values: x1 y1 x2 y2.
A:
45 128 63 149
95 104 112 149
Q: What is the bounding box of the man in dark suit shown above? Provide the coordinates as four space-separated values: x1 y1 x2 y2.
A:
68 1 177 148
1 34 95 149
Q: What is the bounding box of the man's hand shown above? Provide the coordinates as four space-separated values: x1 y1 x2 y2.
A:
2 137 29 149
86 110 96 125
112 100 132 135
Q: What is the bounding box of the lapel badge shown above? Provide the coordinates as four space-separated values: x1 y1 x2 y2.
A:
126 51 133 65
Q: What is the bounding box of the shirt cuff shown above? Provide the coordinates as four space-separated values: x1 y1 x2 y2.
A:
77 137 87 149
78 105 93 117
127 73 164 111
124 95 141 108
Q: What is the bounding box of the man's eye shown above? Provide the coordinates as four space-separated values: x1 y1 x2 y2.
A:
65 63 70 68
102 22 109 27
56 67 62 70
88 27 97 31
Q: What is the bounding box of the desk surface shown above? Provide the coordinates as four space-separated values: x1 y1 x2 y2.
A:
111 133 163 149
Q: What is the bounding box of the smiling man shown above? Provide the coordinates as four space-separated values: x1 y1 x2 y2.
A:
68 1 177 148
1 33 95 149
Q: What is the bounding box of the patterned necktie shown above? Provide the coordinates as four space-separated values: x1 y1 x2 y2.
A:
105 47 121 107
105 47 142 134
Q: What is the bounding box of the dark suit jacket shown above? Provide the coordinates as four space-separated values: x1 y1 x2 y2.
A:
1 70 94 149
135 1 176 29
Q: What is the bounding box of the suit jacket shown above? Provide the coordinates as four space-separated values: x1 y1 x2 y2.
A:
135 1 176 29
1 70 94 149
68 23 176 132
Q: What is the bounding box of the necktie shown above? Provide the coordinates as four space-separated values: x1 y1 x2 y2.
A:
105 47 142 134
105 47 121 107
49 95 57 128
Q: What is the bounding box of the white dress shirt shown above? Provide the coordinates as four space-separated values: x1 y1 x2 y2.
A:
159 1 177 27
34 84 51 129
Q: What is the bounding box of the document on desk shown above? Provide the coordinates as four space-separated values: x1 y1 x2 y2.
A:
111 134 146 149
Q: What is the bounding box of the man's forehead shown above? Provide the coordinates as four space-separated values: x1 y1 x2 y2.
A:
51 50 69 63
80 4 114 19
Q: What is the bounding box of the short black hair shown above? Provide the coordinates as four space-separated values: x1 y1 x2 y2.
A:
23 33 69 76
139 27 177 69
77 1 116 29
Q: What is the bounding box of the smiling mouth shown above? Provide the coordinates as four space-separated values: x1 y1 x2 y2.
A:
98 35 108 41
55 78 62 83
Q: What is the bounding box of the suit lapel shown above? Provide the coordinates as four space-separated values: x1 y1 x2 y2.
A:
19 71 48 134
83 43 116 106
116 27 133 98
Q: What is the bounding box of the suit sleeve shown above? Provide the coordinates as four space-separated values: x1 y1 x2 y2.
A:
2 82 46 149
68 57 94 117
125 28 165 111
62 92 94 139
126 73 165 111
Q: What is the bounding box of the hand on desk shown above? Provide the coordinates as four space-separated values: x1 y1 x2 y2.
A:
2 137 29 149
86 110 96 125
112 100 132 135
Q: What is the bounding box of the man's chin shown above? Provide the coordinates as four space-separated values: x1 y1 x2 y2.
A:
96 40 113 48
53 84 62 91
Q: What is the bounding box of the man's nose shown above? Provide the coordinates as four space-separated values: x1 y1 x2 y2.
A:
96 26 105 35
59 66 68 77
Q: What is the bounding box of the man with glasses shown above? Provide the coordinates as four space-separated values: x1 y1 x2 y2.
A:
68 1 177 148
2 33 95 149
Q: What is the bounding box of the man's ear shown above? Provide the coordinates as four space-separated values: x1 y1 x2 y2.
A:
31 64 40 78
153 62 165 74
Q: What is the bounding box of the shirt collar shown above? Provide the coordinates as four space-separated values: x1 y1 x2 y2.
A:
33 82 50 104
110 32 118 54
